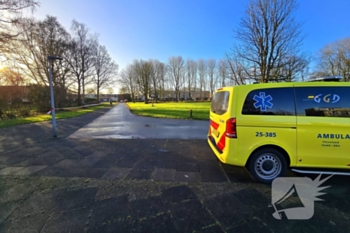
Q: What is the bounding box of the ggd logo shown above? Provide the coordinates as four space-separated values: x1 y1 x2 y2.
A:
314 94 340 104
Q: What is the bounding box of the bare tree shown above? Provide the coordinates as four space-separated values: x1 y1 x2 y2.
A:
316 38 350 81
0 67 26 85
93 44 118 102
190 60 197 100
118 64 137 102
207 59 217 98
185 59 197 100
0 0 39 51
218 59 228 87
168 56 185 102
232 0 307 83
133 59 153 104
150 60 166 102
226 53 253 85
5 16 69 86
197 59 206 99
65 20 97 105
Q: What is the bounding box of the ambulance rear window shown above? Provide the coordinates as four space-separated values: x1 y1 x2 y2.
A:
211 91 230 115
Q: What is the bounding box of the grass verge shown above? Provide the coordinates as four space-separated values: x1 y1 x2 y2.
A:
0 102 113 128
127 101 210 120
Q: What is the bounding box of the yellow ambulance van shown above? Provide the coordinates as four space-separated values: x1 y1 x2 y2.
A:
208 77 350 184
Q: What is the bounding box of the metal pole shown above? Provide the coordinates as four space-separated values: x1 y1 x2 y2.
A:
48 59 57 138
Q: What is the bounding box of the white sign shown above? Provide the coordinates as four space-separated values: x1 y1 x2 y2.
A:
271 174 333 220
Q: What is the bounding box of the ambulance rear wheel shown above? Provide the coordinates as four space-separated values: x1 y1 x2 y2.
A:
248 148 287 184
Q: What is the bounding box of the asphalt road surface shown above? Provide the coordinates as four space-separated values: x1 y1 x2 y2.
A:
68 103 210 139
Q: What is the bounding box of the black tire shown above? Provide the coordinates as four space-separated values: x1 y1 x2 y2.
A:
248 148 288 184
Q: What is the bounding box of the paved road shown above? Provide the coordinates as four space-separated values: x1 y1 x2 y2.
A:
69 103 209 139
1 106 349 232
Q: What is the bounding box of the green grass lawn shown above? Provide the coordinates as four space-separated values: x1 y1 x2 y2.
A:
127 101 210 120
0 102 112 128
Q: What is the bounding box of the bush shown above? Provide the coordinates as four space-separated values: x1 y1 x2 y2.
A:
4 110 16 119
28 84 50 112
85 98 98 104
18 106 31 117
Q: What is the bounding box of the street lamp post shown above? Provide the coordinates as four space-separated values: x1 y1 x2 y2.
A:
47 55 63 138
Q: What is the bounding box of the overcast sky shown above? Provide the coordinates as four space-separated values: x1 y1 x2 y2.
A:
24 0 350 92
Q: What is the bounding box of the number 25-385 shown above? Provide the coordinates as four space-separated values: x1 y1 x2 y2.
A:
256 132 276 137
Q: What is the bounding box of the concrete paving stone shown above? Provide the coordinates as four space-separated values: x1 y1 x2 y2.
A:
196 152 215 160
55 167 107 178
0 167 24 175
37 150 66 159
88 218 133 233
13 157 59 166
32 167 62 177
0 156 11 162
52 187 98 211
23 146 49 156
198 159 222 170
141 151 164 160
0 202 21 225
321 191 350 216
233 188 268 209
41 208 90 233
0 156 28 166
225 170 256 183
11 165 47 176
226 218 272 233
115 158 139 168
154 159 178 169
200 169 228 183
79 156 101 166
125 169 153 180
129 196 165 219
175 171 201 182
220 163 237 172
101 168 130 179
93 159 115 169
2 212 49 233
240 207 322 233
0 179 43 204
161 185 198 204
147 151 178 160
204 194 245 229
131 213 177 233
102 153 125 164
59 149 84 159
9 192 58 219
200 224 225 233
123 151 142 160
88 195 129 232
113 150 131 159
177 161 200 172
74 147 96 157
133 159 156 170
152 168 176 181
204 189 268 229
89 150 110 158
52 159 81 168
170 199 217 232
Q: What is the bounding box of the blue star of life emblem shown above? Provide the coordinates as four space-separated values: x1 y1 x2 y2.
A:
253 92 273 111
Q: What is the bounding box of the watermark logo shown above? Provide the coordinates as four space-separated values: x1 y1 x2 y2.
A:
271 174 333 220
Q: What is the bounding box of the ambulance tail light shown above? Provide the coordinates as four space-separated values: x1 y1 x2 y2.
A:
226 118 237 138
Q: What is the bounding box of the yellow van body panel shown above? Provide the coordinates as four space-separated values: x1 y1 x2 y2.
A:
208 81 350 170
